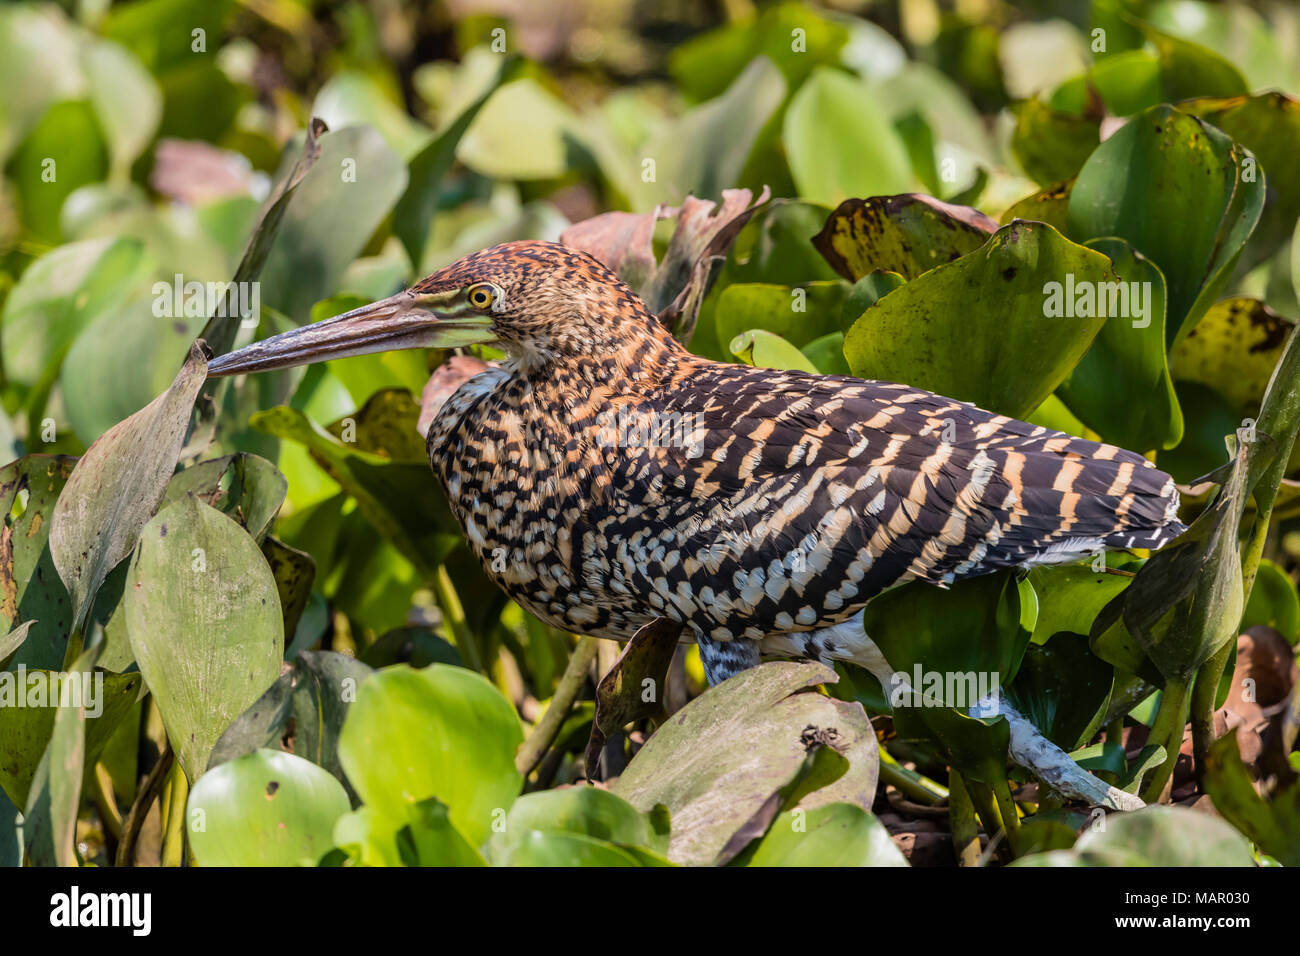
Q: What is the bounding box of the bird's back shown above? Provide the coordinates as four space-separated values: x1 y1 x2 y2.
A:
428 349 1184 648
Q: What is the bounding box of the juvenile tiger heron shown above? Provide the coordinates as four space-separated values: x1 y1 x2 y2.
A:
208 241 1185 685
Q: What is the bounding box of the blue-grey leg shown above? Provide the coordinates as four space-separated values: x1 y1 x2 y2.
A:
696 632 762 686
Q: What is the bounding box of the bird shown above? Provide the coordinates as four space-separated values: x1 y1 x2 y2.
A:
207 240 1186 687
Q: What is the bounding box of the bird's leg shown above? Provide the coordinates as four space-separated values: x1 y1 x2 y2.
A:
695 632 762 686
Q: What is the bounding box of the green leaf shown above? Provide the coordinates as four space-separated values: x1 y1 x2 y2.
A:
729 329 818 373
1182 92 1300 270
81 39 162 180
1057 237 1183 452
209 650 372 795
1067 105 1264 345
395 55 518 269
0 456 77 670
1137 20 1250 102
489 787 669 865
1 237 148 391
1010 98 1100 187
812 194 997 282
251 405 460 578
1204 732 1300 865
162 453 287 542
0 668 140 808
629 58 786 210
843 220 1111 418
1000 179 1072 233
257 125 408 322
1241 559 1299 643
187 749 351 866
782 67 913 209
1013 805 1255 866
715 282 847 350
1026 564 1132 646
1003 633 1114 752
1169 297 1295 419
125 497 284 782
612 660 878 866
742 803 908 867
50 342 209 633
8 101 108 242
336 664 522 848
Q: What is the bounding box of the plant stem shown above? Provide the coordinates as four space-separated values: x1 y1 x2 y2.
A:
1139 678 1190 804
161 762 188 867
967 780 1012 864
1190 639 1234 784
992 776 1024 857
115 745 174 868
948 769 982 866
91 762 123 842
514 636 599 776
879 746 949 805
431 565 483 673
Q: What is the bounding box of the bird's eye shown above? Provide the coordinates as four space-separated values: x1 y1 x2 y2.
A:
467 284 496 310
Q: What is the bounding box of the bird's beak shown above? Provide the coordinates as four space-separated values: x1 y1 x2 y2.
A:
206 290 496 377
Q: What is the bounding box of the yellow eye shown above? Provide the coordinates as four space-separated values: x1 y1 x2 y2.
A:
467 284 495 310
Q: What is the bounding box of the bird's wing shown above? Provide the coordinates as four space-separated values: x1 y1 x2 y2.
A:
594 362 1182 640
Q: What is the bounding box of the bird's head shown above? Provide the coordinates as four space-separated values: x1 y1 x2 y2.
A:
206 240 664 377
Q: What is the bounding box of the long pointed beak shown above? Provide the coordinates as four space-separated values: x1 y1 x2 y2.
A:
206 290 496 377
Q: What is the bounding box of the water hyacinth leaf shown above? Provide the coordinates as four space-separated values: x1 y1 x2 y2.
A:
865 571 1034 697
1012 805 1255 866
812 194 997 282
1067 105 1263 345
1049 51 1162 117
1170 298 1295 418
586 618 683 775
257 124 407 323
125 497 284 782
801 333 851 376
187 749 351 866
0 456 77 670
1136 20 1250 102
1204 732 1300 866
729 329 818 373
714 282 847 350
395 55 519 268
1000 179 1072 233
1110 439 1257 684
208 650 372 799
1056 237 1182 452
630 58 785 210
496 830 643 867
20 683 84 867
613 661 878 866
162 453 287 542
841 272 906 329
1241 559 1299 643
1182 92 1300 270
783 67 914 209
50 342 209 634
0 621 32 664
742 803 908 867
843 220 1111 418
336 664 523 848
1003 633 1113 752
1009 98 1100 187
561 187 770 343
0 669 141 808
251 406 460 578
488 787 670 866
361 627 462 669
0 237 148 391
82 38 163 179
8 101 108 243
1026 565 1132 646
311 70 432 161
456 78 593 182
200 118 327 358
261 537 316 641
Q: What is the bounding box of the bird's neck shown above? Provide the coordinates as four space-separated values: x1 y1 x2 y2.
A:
502 312 695 390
